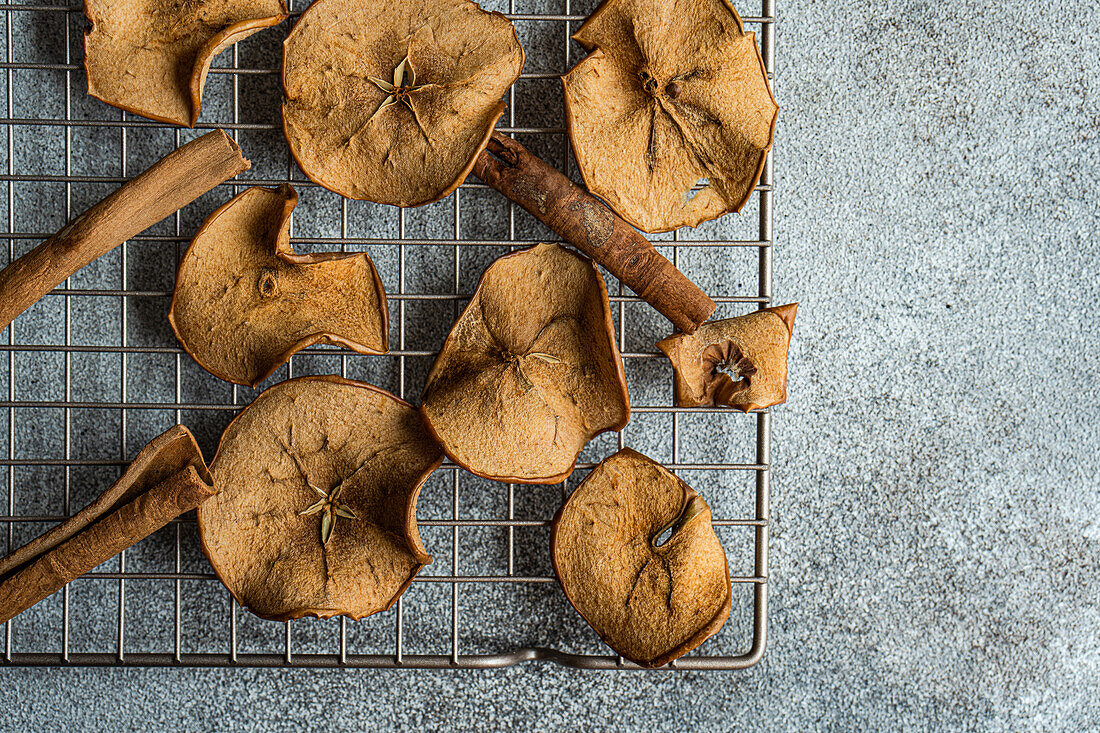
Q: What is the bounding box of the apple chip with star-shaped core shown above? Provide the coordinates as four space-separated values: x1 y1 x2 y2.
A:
281 0 524 207
84 0 287 126
656 303 796 410
198 376 443 622
169 184 389 387
562 0 778 233
552 448 731 667
420 243 630 484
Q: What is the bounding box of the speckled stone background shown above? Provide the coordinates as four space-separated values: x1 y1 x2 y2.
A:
2 0 1099 729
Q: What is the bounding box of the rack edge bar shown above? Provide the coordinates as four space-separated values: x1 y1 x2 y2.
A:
0 648 762 670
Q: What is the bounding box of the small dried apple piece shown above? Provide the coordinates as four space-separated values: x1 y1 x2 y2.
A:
281 0 524 206
552 448 731 667
169 184 388 387
198 376 443 622
84 0 288 127
657 303 796 410
421 243 630 484
562 0 778 232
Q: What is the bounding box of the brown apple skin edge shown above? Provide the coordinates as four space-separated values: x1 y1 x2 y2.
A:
0 129 249 333
472 132 716 335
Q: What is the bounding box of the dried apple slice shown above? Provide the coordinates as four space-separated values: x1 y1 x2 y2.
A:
198 376 443 622
657 303 796 410
169 184 388 387
84 0 288 126
552 448 730 667
421 243 629 484
281 0 524 206
562 0 778 232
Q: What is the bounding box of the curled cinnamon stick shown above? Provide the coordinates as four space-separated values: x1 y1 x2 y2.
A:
0 129 250 333
472 132 716 334
0 426 216 625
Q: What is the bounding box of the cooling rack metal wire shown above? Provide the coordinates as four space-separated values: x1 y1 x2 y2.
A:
0 0 776 670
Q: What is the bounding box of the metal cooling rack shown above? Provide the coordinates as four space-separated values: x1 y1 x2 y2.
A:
0 0 776 670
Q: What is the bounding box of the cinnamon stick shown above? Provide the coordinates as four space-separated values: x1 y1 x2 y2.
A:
472 133 716 334
0 129 250 333
0 426 216 625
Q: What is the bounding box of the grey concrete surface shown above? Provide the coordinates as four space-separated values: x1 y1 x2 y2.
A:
2 0 1099 730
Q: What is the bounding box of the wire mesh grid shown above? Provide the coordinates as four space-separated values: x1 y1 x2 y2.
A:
0 0 775 670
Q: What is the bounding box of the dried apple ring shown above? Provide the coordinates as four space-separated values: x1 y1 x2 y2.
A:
563 0 778 232
84 0 288 126
421 243 630 484
198 376 442 622
169 184 389 387
552 448 731 667
282 0 524 206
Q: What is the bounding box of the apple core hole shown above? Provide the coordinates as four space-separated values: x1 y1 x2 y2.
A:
686 178 709 201
654 525 675 547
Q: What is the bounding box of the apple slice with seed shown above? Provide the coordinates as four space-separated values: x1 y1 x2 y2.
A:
281 0 524 206
562 0 778 232
198 376 442 622
656 303 796 410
